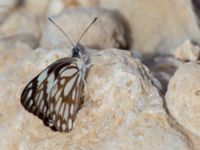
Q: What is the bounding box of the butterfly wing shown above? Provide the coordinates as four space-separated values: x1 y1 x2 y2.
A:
21 57 84 132
48 63 84 132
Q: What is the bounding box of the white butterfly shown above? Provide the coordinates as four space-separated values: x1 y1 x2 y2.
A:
21 17 97 132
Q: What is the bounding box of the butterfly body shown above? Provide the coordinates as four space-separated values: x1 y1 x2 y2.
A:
21 44 89 132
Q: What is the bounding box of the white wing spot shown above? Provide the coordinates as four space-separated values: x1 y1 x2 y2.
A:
35 91 43 106
59 67 67 74
62 123 67 130
50 103 54 111
60 68 77 77
28 99 33 108
55 97 62 112
44 106 47 113
55 89 62 100
63 104 69 119
59 103 65 115
40 100 44 110
51 84 58 98
27 83 32 88
60 79 65 85
52 114 56 120
55 96 61 102
57 119 61 127
72 89 76 100
36 91 43 106
64 76 77 96
37 69 48 85
38 83 44 90
68 118 72 130
27 90 32 99
47 73 55 96
70 104 74 115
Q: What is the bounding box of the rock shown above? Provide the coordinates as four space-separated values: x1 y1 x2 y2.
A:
47 0 65 16
0 42 31 74
192 0 200 21
0 0 20 22
99 0 200 56
0 48 189 149
40 8 128 50
174 40 200 61
47 0 99 16
146 56 182 93
0 8 40 48
166 62 200 138
23 0 50 18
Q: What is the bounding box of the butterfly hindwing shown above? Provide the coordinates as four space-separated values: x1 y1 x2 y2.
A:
20 57 83 131
49 65 84 131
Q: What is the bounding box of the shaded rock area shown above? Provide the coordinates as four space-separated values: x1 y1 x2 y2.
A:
1 0 200 150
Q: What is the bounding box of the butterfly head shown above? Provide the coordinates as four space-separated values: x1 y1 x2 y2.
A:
72 43 85 58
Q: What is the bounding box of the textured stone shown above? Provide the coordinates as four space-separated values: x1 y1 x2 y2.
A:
146 56 182 93
100 0 200 56
174 40 200 61
0 48 189 149
0 8 40 48
0 42 31 74
47 0 99 16
41 8 128 50
0 0 19 22
23 0 50 17
166 62 200 137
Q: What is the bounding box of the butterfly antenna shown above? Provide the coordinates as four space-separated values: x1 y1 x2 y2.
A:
48 17 76 48
77 17 98 44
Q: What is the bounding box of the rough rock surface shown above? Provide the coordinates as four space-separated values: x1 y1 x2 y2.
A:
0 48 189 150
41 8 128 50
174 40 200 61
166 62 200 137
47 0 99 16
0 8 40 48
99 0 200 56
0 42 31 74
0 0 19 22
23 0 50 17
147 56 182 93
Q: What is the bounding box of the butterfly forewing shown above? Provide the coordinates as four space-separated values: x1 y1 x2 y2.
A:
21 57 84 132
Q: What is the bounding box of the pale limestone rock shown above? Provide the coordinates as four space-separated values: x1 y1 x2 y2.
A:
23 0 50 17
47 0 99 16
174 40 200 61
0 0 19 22
41 8 128 50
0 8 40 48
47 0 65 16
0 42 31 74
100 0 200 56
166 62 200 138
0 48 189 149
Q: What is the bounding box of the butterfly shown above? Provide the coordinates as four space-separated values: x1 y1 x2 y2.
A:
20 17 97 132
